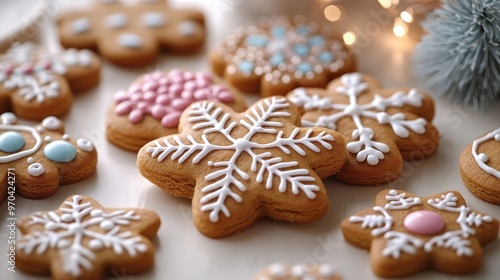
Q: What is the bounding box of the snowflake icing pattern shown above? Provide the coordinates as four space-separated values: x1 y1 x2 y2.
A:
146 97 335 222
288 72 428 166
345 189 497 276
0 42 92 103
472 127 500 178
18 195 149 277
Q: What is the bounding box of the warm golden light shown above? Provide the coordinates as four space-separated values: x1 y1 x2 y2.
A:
324 5 342 22
401 10 413 23
393 20 407 37
343 31 356 45
378 0 391 8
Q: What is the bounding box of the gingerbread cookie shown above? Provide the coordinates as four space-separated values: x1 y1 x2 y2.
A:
106 69 247 151
0 113 97 202
58 0 205 67
460 127 500 204
16 195 161 280
210 15 355 97
341 189 499 277
253 263 341 280
137 97 347 238
0 42 100 120
287 72 439 185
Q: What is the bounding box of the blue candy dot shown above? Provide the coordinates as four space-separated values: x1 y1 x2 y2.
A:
297 25 309 36
294 44 309 56
238 61 254 73
271 26 286 38
245 35 268 47
44 140 77 163
0 131 25 153
309 35 325 46
297 62 313 73
270 53 285 66
319 51 334 63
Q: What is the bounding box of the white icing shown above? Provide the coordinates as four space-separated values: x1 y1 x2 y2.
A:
118 33 143 49
471 127 500 178
28 162 45 177
4 72 60 103
27 157 34 164
18 195 147 277
146 97 334 223
177 21 197 36
1 42 36 64
0 124 42 163
42 116 62 130
61 49 93 67
0 113 17 125
62 134 70 140
288 73 427 165
317 263 336 277
77 138 94 152
349 190 495 259
71 18 90 34
268 263 287 277
44 136 52 142
142 12 167 28
106 13 128 29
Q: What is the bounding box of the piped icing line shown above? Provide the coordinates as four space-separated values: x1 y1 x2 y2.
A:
471 127 500 178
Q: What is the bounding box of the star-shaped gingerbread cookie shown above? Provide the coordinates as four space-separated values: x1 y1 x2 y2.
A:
0 113 97 202
57 0 205 67
138 97 347 237
341 189 499 277
16 195 161 280
0 42 100 120
287 72 439 185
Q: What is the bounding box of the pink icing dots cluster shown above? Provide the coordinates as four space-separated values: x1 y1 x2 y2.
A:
114 70 235 127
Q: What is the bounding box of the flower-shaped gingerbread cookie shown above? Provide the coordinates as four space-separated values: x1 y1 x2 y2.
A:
16 195 161 280
106 69 247 151
341 189 499 277
210 15 355 97
58 0 205 67
253 263 342 280
138 97 347 238
460 127 500 204
0 42 100 120
0 113 97 202
287 72 439 185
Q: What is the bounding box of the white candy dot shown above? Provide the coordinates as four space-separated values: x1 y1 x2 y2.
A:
478 153 489 163
106 13 128 29
42 116 61 130
77 138 94 152
44 136 52 142
27 162 45 177
63 134 70 140
136 243 148 252
177 21 197 36
27 157 34 164
1 112 17 124
118 33 143 49
367 155 379 165
291 264 306 276
495 133 500 141
207 161 214 166
318 263 336 277
71 17 90 34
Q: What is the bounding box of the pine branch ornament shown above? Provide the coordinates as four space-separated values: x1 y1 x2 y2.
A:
414 0 500 108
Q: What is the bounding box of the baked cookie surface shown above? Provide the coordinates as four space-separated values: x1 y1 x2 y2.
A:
138 97 347 237
460 127 500 204
58 0 205 67
288 72 439 185
106 69 247 151
210 15 355 96
341 189 499 277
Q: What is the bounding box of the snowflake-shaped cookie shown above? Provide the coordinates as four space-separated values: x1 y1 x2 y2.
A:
210 15 355 97
0 42 100 120
287 72 439 185
16 195 161 280
341 189 499 277
0 113 97 202
106 69 247 151
253 263 341 280
58 0 205 67
460 127 500 204
138 97 347 237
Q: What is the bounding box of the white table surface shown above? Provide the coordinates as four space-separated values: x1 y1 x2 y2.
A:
2 0 500 279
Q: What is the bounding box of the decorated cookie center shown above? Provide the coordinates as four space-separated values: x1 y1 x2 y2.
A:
114 70 235 128
403 210 445 235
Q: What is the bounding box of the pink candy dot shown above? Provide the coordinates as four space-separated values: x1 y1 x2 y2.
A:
115 101 133 115
194 89 210 100
172 99 191 110
128 109 144 123
151 105 168 119
155 95 170 105
403 210 445 235
216 90 235 102
114 90 129 102
143 91 157 102
161 112 182 128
